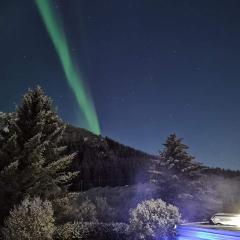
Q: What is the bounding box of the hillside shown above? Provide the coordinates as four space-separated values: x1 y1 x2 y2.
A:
63 125 158 191
63 125 240 191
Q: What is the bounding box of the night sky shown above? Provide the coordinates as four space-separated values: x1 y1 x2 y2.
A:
1 0 240 170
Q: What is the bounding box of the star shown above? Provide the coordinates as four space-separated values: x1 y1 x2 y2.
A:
194 67 201 71
121 97 125 103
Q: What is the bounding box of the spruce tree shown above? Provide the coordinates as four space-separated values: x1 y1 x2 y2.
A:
0 87 77 221
0 112 18 170
0 112 20 222
150 133 204 204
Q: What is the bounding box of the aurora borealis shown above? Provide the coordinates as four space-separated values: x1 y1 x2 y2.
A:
35 0 100 135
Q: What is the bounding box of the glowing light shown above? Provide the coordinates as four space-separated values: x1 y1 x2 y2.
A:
176 225 240 239
211 213 240 227
35 0 100 135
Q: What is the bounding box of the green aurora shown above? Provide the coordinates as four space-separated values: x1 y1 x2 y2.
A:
35 0 100 135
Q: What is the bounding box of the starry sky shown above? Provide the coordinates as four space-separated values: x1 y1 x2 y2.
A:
1 0 240 170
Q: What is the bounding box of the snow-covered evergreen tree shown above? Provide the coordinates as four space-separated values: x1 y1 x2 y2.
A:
0 87 77 221
150 133 204 204
0 112 17 168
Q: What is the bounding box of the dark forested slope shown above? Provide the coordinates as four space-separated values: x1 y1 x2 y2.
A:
63 125 240 191
63 125 158 191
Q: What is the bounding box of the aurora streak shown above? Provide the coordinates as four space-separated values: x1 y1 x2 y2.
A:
35 0 100 135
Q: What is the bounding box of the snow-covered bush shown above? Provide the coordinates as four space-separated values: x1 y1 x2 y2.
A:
2 197 55 240
54 222 91 240
54 222 129 240
129 199 181 240
52 193 79 224
94 197 116 222
77 183 159 222
76 198 98 222
86 222 129 240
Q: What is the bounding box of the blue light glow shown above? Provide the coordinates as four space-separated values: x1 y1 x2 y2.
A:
176 225 240 240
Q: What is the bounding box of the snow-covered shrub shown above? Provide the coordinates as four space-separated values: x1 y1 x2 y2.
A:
86 222 129 240
129 199 181 240
2 197 55 240
52 193 79 224
77 183 159 222
54 222 129 240
54 222 92 240
94 197 116 222
54 194 115 224
76 198 98 222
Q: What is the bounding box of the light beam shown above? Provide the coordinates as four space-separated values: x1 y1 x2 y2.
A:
35 0 100 135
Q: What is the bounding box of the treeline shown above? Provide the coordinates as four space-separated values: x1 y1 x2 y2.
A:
203 167 240 178
63 126 240 192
